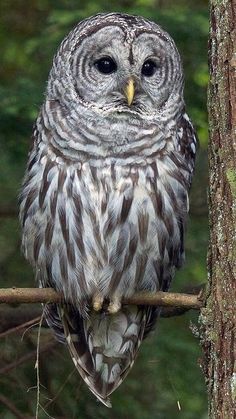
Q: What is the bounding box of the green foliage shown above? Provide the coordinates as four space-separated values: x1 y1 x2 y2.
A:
0 0 208 417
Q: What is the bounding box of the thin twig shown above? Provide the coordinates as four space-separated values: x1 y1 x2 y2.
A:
21 317 42 341
33 309 56 419
35 311 44 419
0 341 57 375
0 316 42 339
0 305 45 333
43 368 76 409
0 287 204 309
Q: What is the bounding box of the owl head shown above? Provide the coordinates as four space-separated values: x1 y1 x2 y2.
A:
47 13 184 118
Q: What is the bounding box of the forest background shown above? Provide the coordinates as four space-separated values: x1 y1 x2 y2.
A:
0 0 209 418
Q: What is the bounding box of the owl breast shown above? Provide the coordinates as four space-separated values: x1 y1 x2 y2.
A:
20 141 189 309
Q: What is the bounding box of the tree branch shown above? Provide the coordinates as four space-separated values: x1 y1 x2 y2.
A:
0 285 204 335
0 394 27 419
0 341 57 375
0 287 204 308
0 316 42 338
0 305 45 333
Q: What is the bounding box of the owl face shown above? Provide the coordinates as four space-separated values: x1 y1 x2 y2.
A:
51 14 184 119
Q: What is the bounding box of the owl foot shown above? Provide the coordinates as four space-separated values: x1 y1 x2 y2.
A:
92 295 121 313
92 295 104 312
107 297 121 314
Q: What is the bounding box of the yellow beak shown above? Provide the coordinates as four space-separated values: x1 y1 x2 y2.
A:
124 78 135 106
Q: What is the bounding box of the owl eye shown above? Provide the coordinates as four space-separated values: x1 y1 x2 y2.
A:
94 57 117 74
142 60 157 77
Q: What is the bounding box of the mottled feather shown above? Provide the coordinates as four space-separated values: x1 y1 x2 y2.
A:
20 12 197 406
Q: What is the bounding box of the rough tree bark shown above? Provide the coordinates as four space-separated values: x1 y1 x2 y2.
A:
200 1 236 418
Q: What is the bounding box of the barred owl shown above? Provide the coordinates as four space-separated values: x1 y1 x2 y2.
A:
20 13 197 407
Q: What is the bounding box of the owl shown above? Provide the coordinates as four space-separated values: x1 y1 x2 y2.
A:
20 13 197 407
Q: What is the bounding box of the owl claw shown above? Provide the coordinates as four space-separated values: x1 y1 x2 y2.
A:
107 298 121 314
92 295 104 312
92 295 121 313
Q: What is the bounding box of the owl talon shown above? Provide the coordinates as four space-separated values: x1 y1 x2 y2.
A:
107 298 121 314
92 295 104 312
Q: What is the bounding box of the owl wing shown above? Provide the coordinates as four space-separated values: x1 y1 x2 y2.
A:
143 112 198 337
177 112 198 187
175 111 198 266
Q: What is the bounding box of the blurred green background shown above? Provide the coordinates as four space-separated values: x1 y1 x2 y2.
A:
0 0 209 418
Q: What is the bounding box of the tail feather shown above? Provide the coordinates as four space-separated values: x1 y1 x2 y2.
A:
60 305 147 406
45 303 157 406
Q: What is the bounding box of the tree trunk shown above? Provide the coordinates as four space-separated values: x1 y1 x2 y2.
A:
201 1 236 418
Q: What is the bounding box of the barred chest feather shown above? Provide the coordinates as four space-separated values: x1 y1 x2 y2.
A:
20 136 190 309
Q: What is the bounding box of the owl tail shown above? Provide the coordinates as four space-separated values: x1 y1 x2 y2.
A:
54 304 148 407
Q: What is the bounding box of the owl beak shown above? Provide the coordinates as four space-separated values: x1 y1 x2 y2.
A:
124 78 135 106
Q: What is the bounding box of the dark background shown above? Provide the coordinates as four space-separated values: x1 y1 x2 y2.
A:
0 0 208 417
